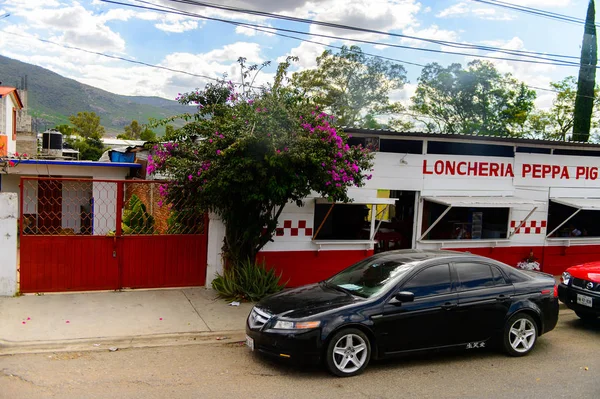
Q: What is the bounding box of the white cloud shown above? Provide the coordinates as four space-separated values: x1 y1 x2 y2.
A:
401 25 459 47
299 0 421 42
202 42 264 63
277 40 327 69
437 2 514 21
155 14 200 33
5 1 126 52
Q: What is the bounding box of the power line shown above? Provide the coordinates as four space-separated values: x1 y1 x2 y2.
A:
102 0 589 69
470 0 599 27
0 30 237 83
156 0 582 63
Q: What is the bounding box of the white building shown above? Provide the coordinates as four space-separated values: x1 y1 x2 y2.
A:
237 129 600 286
0 87 23 156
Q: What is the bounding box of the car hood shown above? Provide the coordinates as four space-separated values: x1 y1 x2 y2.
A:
257 283 361 319
567 262 600 282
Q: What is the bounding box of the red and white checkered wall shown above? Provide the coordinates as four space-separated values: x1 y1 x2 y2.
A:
510 220 546 234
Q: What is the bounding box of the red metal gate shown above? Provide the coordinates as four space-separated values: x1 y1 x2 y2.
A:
19 177 208 293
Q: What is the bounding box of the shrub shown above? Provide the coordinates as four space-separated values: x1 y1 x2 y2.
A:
212 258 286 302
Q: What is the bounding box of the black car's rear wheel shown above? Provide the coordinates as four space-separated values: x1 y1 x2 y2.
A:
325 328 371 377
575 311 599 321
503 313 538 357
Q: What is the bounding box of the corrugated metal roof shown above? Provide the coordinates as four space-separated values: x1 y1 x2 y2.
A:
343 127 600 149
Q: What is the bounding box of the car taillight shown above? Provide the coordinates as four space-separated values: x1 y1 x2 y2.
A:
554 285 558 298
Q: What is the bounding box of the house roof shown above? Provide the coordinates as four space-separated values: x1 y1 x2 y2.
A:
343 127 600 151
17 159 142 168
0 86 24 109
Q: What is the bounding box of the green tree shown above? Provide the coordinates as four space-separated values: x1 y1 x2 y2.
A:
68 111 105 139
53 124 74 136
527 77 600 140
65 136 105 161
139 128 157 141
118 120 157 141
164 125 176 140
291 45 408 127
410 60 536 136
573 0 597 142
149 57 374 265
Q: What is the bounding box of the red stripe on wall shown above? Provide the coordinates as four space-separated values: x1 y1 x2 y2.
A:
258 244 600 288
258 249 374 287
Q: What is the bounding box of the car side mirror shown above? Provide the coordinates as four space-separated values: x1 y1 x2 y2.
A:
395 291 415 303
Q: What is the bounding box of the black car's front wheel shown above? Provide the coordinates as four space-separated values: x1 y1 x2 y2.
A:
325 328 371 377
503 313 538 357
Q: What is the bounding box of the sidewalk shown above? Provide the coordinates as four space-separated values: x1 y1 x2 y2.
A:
0 288 252 355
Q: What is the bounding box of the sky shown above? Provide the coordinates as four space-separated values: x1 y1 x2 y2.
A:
0 0 595 113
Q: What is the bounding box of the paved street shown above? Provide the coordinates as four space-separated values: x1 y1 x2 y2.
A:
1 308 598 399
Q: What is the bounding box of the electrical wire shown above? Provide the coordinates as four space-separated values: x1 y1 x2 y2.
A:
470 0 599 27
154 0 583 63
100 0 589 69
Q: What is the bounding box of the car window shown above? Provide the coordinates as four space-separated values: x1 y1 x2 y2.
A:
491 266 507 285
401 264 452 298
455 262 495 290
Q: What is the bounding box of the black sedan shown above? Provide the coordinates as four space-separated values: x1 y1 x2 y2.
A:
245 250 559 377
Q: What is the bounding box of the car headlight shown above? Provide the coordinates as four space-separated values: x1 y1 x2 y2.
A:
562 271 572 285
273 320 321 330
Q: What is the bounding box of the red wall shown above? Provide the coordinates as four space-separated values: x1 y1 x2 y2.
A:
257 249 374 287
258 244 600 288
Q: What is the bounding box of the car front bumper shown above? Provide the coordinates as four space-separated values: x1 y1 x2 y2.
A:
245 324 323 364
558 283 600 316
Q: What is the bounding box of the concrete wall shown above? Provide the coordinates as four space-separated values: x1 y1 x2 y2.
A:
206 212 225 287
16 131 37 156
0 192 18 296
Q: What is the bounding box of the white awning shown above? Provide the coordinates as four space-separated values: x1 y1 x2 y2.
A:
551 197 600 211
315 197 397 205
423 196 542 208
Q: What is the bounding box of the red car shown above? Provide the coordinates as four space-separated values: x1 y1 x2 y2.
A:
558 262 600 320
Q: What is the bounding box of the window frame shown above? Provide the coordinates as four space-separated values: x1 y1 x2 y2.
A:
452 261 497 292
398 263 453 299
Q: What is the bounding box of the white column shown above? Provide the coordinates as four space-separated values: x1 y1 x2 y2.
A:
0 192 18 296
205 212 226 287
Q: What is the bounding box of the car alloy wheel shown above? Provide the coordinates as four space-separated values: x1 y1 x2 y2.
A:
325 328 371 377
503 313 538 357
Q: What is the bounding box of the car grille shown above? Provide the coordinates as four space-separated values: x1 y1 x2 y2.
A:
572 278 600 292
248 307 272 330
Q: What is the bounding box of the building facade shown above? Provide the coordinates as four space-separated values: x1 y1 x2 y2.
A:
247 129 600 286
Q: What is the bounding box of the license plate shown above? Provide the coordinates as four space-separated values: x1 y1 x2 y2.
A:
577 294 593 308
245 335 254 351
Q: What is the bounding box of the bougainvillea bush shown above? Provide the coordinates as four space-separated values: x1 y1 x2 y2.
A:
148 57 374 267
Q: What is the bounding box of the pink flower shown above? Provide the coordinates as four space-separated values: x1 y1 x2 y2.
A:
209 139 213 143
216 150 222 155
188 175 193 181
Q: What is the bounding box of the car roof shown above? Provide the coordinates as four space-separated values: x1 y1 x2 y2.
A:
373 249 477 264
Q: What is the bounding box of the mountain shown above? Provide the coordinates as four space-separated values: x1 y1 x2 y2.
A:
0 55 190 136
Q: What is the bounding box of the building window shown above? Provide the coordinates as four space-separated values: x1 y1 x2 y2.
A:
421 200 509 240
547 201 600 238
313 203 371 240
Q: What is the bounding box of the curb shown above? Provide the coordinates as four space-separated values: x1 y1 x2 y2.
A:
0 330 246 356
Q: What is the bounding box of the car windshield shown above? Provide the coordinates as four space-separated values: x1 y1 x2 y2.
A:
326 257 416 298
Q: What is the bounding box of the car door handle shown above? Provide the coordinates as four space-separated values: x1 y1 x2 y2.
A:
441 302 457 310
496 294 510 302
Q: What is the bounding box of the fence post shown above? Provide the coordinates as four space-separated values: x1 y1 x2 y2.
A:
0 192 18 296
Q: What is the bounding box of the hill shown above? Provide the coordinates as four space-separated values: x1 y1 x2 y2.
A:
0 55 191 136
